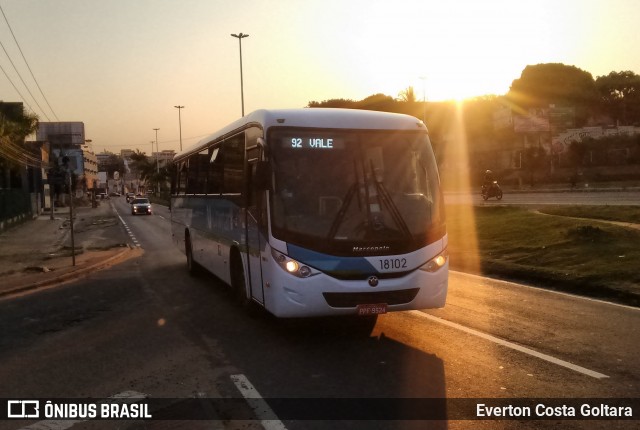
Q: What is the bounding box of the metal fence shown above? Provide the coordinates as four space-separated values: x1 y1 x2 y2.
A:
0 188 32 232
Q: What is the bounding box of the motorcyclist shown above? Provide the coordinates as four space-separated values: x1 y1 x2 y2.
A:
482 170 494 192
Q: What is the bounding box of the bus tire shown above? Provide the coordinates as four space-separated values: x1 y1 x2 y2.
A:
231 254 258 316
185 234 198 276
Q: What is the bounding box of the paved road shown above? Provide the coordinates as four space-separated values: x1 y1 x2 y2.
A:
445 190 640 206
0 197 637 430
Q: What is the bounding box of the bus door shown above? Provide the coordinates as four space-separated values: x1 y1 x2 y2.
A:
246 146 265 305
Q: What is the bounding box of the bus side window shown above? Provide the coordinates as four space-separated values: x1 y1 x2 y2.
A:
197 149 209 194
209 146 223 194
186 158 199 194
223 134 245 194
177 162 187 195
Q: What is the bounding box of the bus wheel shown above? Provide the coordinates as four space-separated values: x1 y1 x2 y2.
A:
231 263 257 316
185 235 198 276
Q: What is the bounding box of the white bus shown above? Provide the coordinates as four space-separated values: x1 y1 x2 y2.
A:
170 108 448 321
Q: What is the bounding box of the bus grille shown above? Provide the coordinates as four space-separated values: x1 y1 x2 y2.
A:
323 288 420 308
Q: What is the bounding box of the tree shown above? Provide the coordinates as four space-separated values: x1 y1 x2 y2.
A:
128 150 155 187
0 102 38 141
128 150 172 194
354 93 397 111
398 86 416 103
595 71 640 125
507 63 599 126
101 154 125 178
128 149 151 175
0 102 39 190
521 146 548 187
307 98 355 108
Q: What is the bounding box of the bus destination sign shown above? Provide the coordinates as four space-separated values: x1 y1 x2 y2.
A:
285 136 344 150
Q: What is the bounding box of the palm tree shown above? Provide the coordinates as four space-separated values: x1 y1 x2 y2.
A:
129 150 173 196
1 103 39 204
0 102 39 169
398 86 417 103
128 149 154 191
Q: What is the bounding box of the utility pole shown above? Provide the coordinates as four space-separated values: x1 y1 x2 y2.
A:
62 155 75 266
231 33 249 116
153 128 160 195
174 106 184 151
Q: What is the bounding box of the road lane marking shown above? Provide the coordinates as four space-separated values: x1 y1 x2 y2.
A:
116 215 141 247
451 270 639 311
409 310 610 379
112 203 141 248
231 374 288 430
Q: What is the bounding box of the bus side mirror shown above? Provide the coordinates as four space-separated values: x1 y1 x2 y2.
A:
253 161 272 191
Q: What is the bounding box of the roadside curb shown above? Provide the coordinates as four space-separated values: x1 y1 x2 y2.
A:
444 186 640 195
0 245 143 299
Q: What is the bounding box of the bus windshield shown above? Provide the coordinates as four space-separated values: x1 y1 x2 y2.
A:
269 128 445 255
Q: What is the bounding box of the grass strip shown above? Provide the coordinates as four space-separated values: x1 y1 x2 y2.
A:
446 205 640 306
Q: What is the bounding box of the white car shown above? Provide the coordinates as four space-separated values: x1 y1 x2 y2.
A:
131 198 152 215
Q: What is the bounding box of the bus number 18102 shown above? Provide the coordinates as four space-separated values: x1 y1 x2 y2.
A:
378 258 407 270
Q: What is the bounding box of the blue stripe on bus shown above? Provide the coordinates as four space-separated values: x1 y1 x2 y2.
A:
287 244 378 274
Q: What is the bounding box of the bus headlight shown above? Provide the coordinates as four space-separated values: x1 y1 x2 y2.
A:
285 260 298 273
271 248 319 278
419 250 448 273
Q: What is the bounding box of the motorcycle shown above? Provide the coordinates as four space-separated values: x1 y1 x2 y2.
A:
481 181 503 200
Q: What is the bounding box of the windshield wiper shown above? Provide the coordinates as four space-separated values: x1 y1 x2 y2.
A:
327 181 359 240
368 160 412 238
327 157 366 240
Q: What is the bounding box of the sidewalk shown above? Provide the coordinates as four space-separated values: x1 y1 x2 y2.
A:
0 200 141 298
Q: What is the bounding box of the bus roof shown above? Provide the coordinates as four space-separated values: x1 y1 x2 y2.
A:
174 108 427 161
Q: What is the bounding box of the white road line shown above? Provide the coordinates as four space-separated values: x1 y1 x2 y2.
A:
116 215 141 247
231 374 288 430
451 270 639 311
14 391 147 430
409 310 609 379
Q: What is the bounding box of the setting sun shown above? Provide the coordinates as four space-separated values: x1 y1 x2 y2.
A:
300 0 589 102
1 0 638 149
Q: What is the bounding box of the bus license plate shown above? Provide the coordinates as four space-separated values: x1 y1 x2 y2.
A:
356 303 387 316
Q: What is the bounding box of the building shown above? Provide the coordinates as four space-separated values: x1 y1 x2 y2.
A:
0 102 45 231
36 122 101 204
36 122 85 149
152 149 176 167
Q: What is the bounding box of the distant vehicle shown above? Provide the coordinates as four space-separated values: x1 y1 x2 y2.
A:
131 198 152 215
481 181 503 200
110 192 121 197
125 192 135 203
171 108 448 323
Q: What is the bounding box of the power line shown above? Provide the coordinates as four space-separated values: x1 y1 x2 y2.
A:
0 136 44 168
0 3 58 121
0 60 35 113
92 133 211 150
0 38 50 120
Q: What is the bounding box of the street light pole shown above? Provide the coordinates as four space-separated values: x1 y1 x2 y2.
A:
231 33 249 116
419 76 427 125
153 128 160 195
174 105 184 151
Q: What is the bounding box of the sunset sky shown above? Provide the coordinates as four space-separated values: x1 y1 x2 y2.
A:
1 0 639 153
